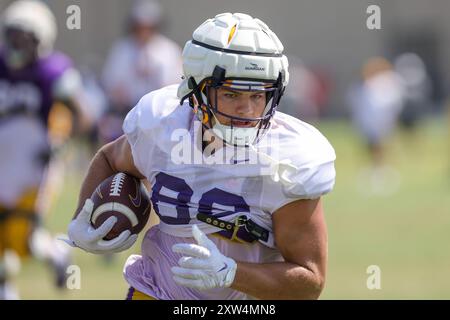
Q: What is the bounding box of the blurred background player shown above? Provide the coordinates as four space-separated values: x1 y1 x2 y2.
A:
394 52 432 136
98 0 183 146
347 57 405 194
0 0 92 299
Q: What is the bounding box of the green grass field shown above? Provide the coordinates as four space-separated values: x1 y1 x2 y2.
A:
14 117 450 299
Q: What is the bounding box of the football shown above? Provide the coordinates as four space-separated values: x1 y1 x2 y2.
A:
90 172 151 240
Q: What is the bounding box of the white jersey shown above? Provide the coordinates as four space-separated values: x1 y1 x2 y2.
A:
122 84 336 299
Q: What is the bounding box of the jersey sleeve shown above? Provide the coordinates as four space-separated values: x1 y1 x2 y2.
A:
122 85 182 178
283 153 336 199
123 92 158 177
52 67 83 101
262 118 336 213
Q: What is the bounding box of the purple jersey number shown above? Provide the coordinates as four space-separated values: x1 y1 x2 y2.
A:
199 188 249 218
151 172 193 225
151 173 249 224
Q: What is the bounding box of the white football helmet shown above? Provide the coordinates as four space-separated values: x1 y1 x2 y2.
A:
2 0 57 58
178 13 289 147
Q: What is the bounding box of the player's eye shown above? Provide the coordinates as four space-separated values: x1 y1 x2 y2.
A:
251 94 264 100
223 92 238 99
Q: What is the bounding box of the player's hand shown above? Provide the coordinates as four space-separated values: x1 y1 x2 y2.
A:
171 225 237 290
61 199 138 254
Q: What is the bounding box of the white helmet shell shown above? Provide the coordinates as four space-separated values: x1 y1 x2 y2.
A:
177 12 289 99
2 0 57 57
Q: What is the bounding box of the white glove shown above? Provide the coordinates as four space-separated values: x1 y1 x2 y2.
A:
60 199 138 254
171 224 237 290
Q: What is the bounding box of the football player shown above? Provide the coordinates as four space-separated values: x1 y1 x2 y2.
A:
66 13 336 300
99 0 182 146
0 0 91 299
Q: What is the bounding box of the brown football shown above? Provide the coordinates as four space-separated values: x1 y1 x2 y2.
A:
90 172 151 240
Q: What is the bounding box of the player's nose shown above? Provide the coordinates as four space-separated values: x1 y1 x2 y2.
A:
235 97 254 116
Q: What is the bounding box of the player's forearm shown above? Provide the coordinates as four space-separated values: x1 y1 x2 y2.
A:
73 148 116 219
231 261 325 300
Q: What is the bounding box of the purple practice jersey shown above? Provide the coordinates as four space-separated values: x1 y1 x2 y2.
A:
0 48 74 127
0 49 74 207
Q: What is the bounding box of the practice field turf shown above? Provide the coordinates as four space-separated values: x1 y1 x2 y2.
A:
15 117 450 299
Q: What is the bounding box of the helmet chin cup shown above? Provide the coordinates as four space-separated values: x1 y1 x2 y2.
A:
210 112 259 147
5 49 29 70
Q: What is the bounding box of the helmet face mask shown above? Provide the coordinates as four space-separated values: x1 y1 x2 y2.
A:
187 70 284 147
178 13 289 148
3 27 39 69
